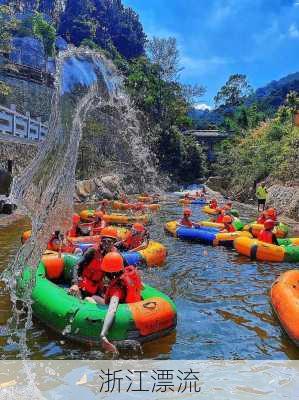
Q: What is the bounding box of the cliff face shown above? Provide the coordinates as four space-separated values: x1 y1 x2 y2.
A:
8 0 67 24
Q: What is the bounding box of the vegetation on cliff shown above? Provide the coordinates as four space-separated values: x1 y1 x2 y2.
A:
215 92 299 200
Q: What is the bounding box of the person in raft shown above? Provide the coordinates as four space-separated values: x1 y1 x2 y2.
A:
120 192 129 203
256 182 268 212
98 199 109 214
96 252 142 354
220 215 236 233
69 227 119 299
209 198 218 209
258 219 279 245
116 223 149 252
68 214 81 238
178 208 199 228
266 207 277 222
47 230 75 253
92 210 107 235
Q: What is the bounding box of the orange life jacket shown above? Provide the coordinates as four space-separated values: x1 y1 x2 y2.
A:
105 266 142 304
258 229 275 244
79 251 105 295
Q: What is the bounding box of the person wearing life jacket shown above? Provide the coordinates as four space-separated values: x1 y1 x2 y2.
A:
47 231 75 254
209 198 218 209
118 223 149 252
133 201 145 213
98 199 109 214
225 201 233 210
92 210 106 235
266 207 277 222
97 252 142 354
257 210 267 224
220 215 236 233
256 183 268 212
120 192 128 204
69 227 119 299
258 219 279 245
68 214 81 238
178 208 196 228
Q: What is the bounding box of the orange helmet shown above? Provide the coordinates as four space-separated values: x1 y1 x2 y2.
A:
101 252 124 273
21 230 32 244
72 213 81 225
264 219 275 230
223 215 233 224
95 210 104 219
184 208 192 216
132 223 145 233
100 227 118 240
266 208 276 218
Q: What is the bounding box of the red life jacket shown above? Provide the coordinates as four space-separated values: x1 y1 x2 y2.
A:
216 214 224 223
225 224 236 233
68 226 78 238
179 217 193 228
257 214 267 224
258 229 275 244
79 251 104 295
123 232 143 250
105 266 142 304
210 201 218 209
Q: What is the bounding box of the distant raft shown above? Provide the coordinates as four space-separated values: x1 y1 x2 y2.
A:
234 236 299 262
79 209 151 225
271 270 299 346
243 222 289 239
17 255 177 345
112 201 160 212
164 221 252 246
178 198 207 206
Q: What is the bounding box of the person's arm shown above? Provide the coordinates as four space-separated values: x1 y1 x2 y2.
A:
72 247 95 285
100 295 120 354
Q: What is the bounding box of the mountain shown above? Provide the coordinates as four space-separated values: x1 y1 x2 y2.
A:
191 72 299 128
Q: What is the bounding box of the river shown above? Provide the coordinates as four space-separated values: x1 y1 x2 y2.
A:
0 197 299 360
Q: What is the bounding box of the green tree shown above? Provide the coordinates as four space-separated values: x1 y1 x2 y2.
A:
214 74 253 108
31 13 56 56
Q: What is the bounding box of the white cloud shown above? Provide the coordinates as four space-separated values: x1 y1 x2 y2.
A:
194 103 212 111
294 1 299 7
181 55 233 75
289 23 299 38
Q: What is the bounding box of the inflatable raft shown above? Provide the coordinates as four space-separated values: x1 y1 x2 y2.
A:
164 221 252 246
137 195 153 203
80 209 151 225
243 222 289 239
112 201 160 212
17 255 177 345
202 206 219 215
199 218 245 231
271 270 299 346
234 236 299 262
178 198 207 206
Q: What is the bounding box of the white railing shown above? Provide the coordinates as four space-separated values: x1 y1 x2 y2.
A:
0 104 48 141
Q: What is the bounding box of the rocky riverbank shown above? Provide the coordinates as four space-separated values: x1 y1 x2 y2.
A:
206 176 299 222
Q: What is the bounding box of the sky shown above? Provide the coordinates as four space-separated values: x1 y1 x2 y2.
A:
122 0 299 109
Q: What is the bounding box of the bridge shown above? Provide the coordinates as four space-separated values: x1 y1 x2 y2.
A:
183 129 231 161
0 104 48 143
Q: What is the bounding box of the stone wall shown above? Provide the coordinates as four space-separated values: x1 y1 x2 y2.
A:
0 140 38 176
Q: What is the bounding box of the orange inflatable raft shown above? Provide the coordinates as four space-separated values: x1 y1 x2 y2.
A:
271 270 299 346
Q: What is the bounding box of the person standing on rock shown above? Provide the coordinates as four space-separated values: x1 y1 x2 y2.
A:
256 182 268 212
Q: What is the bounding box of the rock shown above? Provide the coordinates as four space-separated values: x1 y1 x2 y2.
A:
267 184 299 221
76 179 96 199
205 176 228 196
11 37 46 70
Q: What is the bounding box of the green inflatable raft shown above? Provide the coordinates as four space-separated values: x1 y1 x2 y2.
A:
17 254 177 345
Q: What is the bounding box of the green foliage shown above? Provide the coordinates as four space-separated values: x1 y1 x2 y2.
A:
0 80 12 99
214 74 253 108
215 109 299 197
125 55 207 182
31 13 56 56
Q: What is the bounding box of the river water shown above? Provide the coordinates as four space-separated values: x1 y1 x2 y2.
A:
0 198 299 361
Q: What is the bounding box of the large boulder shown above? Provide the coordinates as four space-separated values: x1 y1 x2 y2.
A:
10 36 46 70
267 184 299 221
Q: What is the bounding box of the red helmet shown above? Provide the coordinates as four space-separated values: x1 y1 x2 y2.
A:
72 213 81 225
132 223 145 233
184 208 192 216
223 215 233 224
264 219 275 230
101 252 124 273
101 227 118 240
